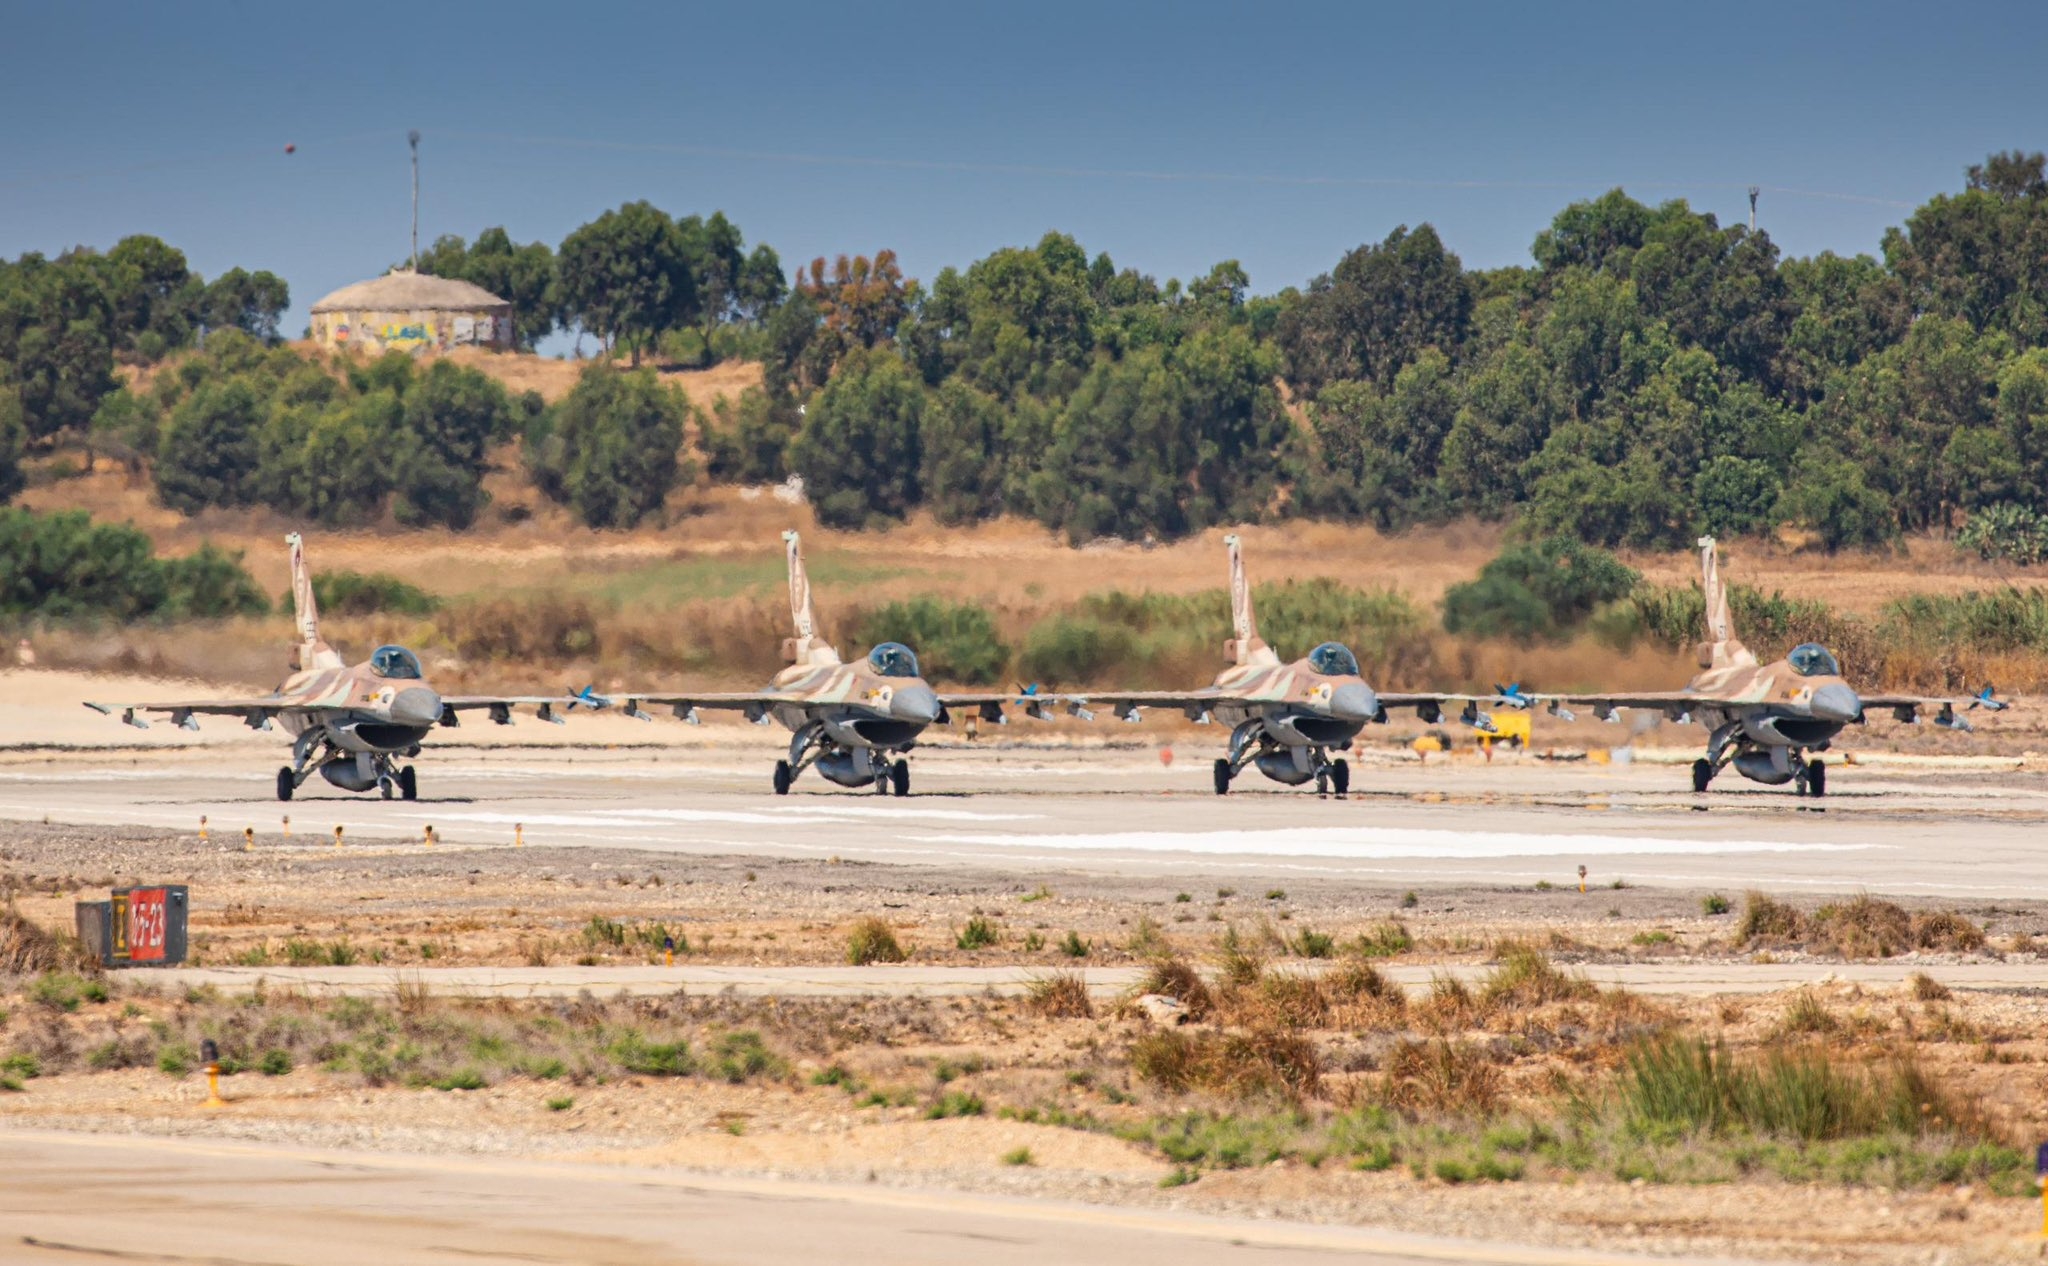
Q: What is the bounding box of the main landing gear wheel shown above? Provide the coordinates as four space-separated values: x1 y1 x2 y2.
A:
379 776 395 800
1213 758 1233 796
1691 758 1713 793
772 760 793 795
398 765 418 801
890 760 910 797
1330 759 1350 798
1805 758 1826 798
276 766 295 802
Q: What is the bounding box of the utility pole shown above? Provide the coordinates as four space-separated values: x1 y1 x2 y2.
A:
1748 186 1759 233
409 130 422 271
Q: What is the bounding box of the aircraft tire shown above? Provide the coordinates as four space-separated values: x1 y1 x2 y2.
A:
772 760 792 796
398 766 418 801
276 766 294 802
379 777 394 801
1331 759 1350 797
1212 759 1232 795
1807 758 1825 798
891 760 910 797
1691 758 1713 793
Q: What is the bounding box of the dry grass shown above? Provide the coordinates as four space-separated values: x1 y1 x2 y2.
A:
1023 970 1094 1020
1739 893 1988 960
1381 1040 1503 1115
1129 1027 1323 1102
1479 943 1597 1009
1133 956 1214 1021
1908 972 1952 1002
0 909 92 978
1911 910 1987 953
845 918 907 966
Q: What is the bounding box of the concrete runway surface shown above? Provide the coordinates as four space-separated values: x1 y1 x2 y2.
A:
1 743 2044 896
0 1131 1755 1266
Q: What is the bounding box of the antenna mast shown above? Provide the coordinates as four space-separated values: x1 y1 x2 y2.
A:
1748 185 1759 232
409 130 422 271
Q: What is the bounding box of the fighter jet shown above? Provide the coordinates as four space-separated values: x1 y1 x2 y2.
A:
1504 536 2008 797
1067 535 1504 795
86 533 580 802
606 531 1027 795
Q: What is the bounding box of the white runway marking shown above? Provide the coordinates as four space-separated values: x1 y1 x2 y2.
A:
915 825 1876 860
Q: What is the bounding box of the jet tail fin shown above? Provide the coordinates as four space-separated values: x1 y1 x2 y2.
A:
1696 535 1755 670
1222 534 1278 667
286 533 343 672
779 530 839 666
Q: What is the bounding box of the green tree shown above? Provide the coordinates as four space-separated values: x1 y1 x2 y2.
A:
1693 455 1781 537
1275 224 1471 394
789 349 926 529
421 228 561 349
0 381 23 503
545 364 688 528
198 268 289 342
702 385 800 485
1884 151 2048 346
557 202 695 364
1772 448 1898 551
919 379 1008 524
156 377 264 512
0 251 119 442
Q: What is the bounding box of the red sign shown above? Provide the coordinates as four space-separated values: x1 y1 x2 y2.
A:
126 888 169 963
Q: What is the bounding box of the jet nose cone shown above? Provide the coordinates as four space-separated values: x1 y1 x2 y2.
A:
892 683 942 725
1329 682 1379 723
1809 683 1862 724
390 686 444 727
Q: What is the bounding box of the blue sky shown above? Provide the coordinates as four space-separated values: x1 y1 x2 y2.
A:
2 1 2038 345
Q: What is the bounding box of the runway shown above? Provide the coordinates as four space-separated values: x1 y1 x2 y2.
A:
1 742 2043 896
0 1130 1755 1266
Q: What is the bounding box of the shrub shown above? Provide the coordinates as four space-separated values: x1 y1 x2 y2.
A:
1480 944 1595 1009
1134 957 1213 1020
1025 970 1094 1020
708 1031 784 1083
258 1049 293 1076
1701 893 1731 916
1441 538 1640 643
1352 920 1414 959
608 1033 694 1076
532 364 689 529
1908 972 1951 1002
1738 891 1805 944
1382 1040 1501 1115
854 598 1008 685
925 1090 985 1119
1289 928 1336 959
1812 895 1913 958
1002 1146 1035 1167
1 911 90 976
1956 502 2048 565
300 570 438 617
955 916 1000 951
1912 911 1986 953
0 509 264 622
846 918 907 966
1059 931 1089 958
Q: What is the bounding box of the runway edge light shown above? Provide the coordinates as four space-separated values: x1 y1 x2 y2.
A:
200 1038 225 1108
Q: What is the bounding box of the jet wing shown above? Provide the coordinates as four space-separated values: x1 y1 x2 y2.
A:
438 695 590 726
1044 689 1225 722
1504 689 1717 723
600 691 794 724
1855 689 2009 731
83 698 292 731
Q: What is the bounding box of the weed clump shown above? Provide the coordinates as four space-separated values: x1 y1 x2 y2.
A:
1134 956 1214 1020
955 915 1000 951
1130 1028 1322 1102
846 918 907 966
1738 891 1805 943
1025 970 1094 1020
1381 1040 1502 1115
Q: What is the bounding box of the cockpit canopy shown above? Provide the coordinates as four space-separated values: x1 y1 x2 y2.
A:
866 642 921 679
1787 643 1840 678
369 645 424 680
1307 642 1361 677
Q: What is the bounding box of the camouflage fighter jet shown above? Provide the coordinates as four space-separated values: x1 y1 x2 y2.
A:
86 533 580 802
1068 535 1504 795
606 531 1030 795
1503 536 2008 797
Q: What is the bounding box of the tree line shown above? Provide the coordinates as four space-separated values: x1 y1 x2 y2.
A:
5 152 2048 549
